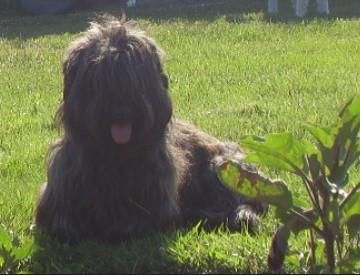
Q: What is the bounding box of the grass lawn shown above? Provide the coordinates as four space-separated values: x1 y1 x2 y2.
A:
0 0 360 273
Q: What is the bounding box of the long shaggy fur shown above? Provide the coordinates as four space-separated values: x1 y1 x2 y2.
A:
35 16 265 243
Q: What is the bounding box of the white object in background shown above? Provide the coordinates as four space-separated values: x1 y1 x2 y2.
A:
295 0 309 17
127 0 137 7
316 0 330 15
267 0 279 14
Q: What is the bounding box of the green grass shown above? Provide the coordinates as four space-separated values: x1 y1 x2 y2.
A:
1 0 360 273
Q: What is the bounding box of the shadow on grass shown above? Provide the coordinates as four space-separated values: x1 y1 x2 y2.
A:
0 0 264 40
31 230 184 274
1 0 360 40
30 225 256 274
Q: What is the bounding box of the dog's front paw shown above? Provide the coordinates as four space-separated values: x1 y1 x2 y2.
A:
228 205 260 233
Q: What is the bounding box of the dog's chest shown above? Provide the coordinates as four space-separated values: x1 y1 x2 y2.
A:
87 160 173 209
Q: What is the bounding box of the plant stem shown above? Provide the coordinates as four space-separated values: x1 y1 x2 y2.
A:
301 175 323 217
309 229 316 270
324 229 336 273
340 181 360 210
336 238 343 260
301 157 325 217
288 209 323 235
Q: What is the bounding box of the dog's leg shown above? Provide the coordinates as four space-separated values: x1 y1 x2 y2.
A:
179 165 264 232
209 143 267 232
35 143 86 243
177 143 266 232
35 182 81 244
172 121 266 232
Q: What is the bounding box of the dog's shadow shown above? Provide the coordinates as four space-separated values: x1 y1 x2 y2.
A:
31 230 182 274
32 223 236 274
31 222 257 274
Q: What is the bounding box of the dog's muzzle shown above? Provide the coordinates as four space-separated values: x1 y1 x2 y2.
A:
111 122 132 144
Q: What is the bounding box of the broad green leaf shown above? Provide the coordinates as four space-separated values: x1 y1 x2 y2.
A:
307 154 322 182
217 160 293 210
0 227 12 252
329 98 360 187
292 191 311 209
328 118 360 186
341 140 360 171
304 124 337 149
339 95 360 125
342 189 360 222
306 107 360 188
268 224 291 271
240 133 309 174
246 152 293 173
12 240 34 261
241 136 293 171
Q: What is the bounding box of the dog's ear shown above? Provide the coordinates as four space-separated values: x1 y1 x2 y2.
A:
54 50 76 134
59 50 100 146
63 47 84 101
155 84 172 130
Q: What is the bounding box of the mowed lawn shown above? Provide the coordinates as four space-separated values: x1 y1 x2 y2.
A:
1 0 360 273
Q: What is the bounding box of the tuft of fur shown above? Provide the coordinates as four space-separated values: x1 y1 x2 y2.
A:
35 16 265 243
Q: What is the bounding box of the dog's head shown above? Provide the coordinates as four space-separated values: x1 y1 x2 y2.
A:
58 16 172 154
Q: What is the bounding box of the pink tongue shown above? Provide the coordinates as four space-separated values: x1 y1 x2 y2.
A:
111 123 132 144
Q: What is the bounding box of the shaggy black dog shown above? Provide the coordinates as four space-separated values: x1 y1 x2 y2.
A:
35 16 264 243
